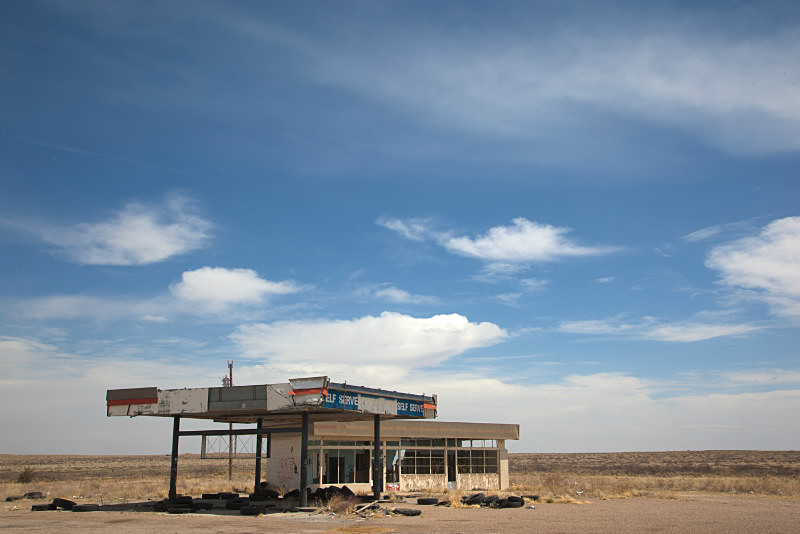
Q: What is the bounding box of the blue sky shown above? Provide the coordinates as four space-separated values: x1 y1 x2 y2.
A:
1 0 799 454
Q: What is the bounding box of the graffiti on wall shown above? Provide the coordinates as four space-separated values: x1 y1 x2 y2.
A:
278 456 296 487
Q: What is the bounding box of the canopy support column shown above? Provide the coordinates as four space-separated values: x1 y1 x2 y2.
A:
254 417 263 493
372 414 382 499
299 411 309 507
169 415 180 502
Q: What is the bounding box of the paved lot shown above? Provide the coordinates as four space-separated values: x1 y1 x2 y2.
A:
3 494 799 533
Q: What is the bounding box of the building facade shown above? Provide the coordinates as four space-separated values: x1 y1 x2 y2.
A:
266 420 519 492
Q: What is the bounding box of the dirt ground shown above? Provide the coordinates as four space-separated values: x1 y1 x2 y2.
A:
2 494 799 533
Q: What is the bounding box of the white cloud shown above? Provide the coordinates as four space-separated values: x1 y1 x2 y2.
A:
309 16 800 156
369 285 438 305
230 311 508 380
375 216 433 241
379 216 616 267
558 315 761 342
706 216 800 317
443 218 616 262
170 267 300 313
3 333 799 453
15 295 158 321
595 277 615 284
682 217 763 243
11 267 301 321
33 193 211 265
520 278 549 292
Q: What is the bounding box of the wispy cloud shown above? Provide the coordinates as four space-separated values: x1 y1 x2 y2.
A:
379 216 617 267
9 193 212 265
375 215 433 242
681 217 765 243
276 6 800 157
558 315 761 342
357 284 439 305
443 218 617 262
706 216 800 318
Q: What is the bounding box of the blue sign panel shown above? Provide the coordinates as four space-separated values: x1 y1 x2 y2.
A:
323 388 426 417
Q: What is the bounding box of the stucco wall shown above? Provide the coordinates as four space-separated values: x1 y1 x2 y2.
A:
265 434 300 491
456 473 500 490
399 474 448 491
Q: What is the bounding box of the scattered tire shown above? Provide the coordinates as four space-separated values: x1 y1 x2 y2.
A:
417 497 439 505
436 500 451 507
507 496 525 504
24 491 45 500
72 504 100 512
172 496 193 505
225 500 246 510
522 494 540 502
152 502 168 512
167 505 192 514
31 503 56 511
219 492 238 500
201 493 219 499
240 505 265 516
393 508 422 516
462 493 485 505
504 500 523 508
482 495 499 506
53 498 76 510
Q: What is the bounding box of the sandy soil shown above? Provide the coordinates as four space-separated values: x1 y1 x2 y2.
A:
3 494 799 533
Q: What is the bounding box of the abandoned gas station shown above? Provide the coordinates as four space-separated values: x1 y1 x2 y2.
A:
106 376 519 504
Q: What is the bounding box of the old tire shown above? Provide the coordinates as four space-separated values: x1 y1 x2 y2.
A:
417 497 439 505
240 505 265 516
393 508 421 516
463 493 485 505
53 498 76 510
31 503 56 511
72 504 100 512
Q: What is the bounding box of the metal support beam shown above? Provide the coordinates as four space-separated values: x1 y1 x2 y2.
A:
372 414 382 499
254 418 263 493
169 415 180 502
178 427 301 437
299 411 309 507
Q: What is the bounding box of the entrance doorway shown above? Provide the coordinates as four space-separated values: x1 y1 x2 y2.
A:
447 450 457 489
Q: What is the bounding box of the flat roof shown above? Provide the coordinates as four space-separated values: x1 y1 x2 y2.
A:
312 420 520 440
107 376 437 426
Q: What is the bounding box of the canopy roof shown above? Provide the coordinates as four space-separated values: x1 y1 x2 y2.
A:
107 376 437 427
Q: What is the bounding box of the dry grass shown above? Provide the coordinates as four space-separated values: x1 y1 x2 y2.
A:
324 493 362 514
0 454 256 504
2 451 798 505
509 451 800 502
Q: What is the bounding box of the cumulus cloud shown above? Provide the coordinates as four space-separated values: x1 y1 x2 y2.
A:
706 216 800 317
558 315 761 342
31 193 211 265
230 311 507 379
170 267 300 313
